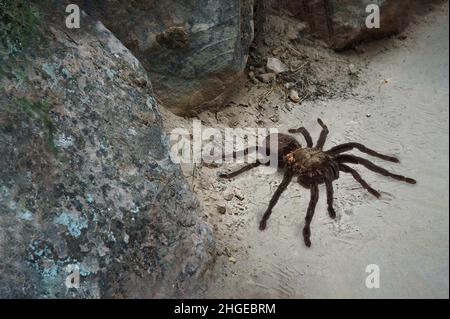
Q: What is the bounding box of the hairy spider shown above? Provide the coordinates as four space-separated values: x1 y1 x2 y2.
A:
219 119 416 247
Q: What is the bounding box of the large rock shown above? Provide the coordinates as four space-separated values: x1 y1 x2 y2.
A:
271 0 418 50
0 1 214 298
74 0 255 115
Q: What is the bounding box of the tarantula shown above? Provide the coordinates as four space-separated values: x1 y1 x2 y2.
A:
219 119 416 247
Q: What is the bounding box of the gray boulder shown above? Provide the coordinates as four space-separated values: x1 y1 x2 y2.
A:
74 0 255 115
0 2 214 298
271 0 421 50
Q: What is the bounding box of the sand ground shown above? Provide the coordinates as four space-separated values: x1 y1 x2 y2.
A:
162 2 449 298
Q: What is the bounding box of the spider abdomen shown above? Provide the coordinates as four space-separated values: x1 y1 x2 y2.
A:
263 133 302 167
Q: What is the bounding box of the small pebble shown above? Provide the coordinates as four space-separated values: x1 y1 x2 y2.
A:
234 192 245 201
257 73 276 83
289 89 300 103
348 63 358 75
248 71 258 84
223 192 234 201
266 57 288 74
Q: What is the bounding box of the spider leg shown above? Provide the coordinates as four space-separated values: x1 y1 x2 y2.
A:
315 118 329 150
327 142 399 163
219 161 262 179
221 146 260 161
288 127 313 148
220 145 271 163
325 179 336 219
303 183 319 247
259 170 294 230
339 164 381 198
336 154 416 184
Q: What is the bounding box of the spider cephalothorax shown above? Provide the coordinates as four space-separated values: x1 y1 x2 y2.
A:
285 148 339 181
220 118 416 247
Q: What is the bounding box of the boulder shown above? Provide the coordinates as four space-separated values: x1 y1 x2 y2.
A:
326 0 412 50
0 1 214 298
74 0 255 115
270 0 420 50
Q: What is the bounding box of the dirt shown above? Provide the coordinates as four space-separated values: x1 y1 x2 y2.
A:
161 2 449 298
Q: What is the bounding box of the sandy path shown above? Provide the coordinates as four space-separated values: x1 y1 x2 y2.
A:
163 3 449 298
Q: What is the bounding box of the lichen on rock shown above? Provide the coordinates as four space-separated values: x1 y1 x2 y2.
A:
0 1 214 298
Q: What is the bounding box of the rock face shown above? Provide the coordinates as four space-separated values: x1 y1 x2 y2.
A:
271 0 416 50
74 0 255 115
0 2 214 298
